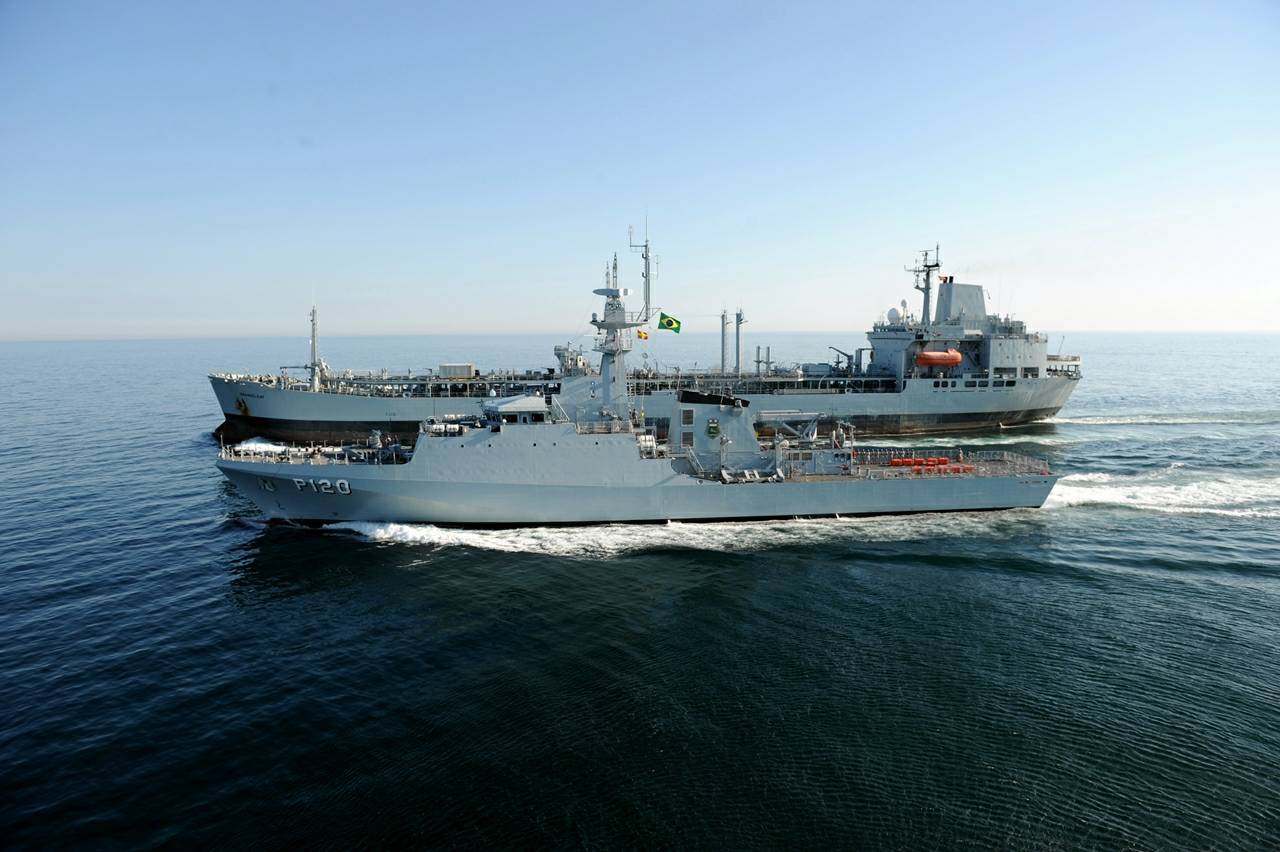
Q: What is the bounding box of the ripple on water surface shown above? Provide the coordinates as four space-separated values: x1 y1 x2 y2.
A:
1 336 1279 848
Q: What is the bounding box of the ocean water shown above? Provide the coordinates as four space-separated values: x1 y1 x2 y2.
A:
2 331 1279 849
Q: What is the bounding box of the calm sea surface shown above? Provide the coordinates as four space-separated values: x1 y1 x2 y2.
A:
2 331 1278 848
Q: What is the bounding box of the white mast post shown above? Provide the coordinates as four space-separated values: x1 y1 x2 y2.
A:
309 306 321 392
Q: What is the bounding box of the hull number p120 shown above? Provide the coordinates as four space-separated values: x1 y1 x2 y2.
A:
289 478 351 495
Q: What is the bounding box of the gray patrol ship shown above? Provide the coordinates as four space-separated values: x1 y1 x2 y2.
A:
217 271 1059 527
210 241 1080 445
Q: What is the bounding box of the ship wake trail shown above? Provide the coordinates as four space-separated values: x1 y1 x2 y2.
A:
1048 411 1280 427
330 512 1043 558
232 437 296 454
1047 467 1280 519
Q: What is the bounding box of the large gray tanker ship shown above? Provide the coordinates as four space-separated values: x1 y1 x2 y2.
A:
210 242 1080 444
218 277 1059 527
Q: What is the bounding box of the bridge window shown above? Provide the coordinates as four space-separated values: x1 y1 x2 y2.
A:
978 380 989 387
964 381 977 388
681 408 694 426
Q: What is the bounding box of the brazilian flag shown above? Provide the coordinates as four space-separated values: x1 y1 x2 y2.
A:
658 312 682 333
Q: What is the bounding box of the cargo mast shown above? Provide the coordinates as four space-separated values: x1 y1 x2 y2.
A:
309 306 321 392
281 306 326 391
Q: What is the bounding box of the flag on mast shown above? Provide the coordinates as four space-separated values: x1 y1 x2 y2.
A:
658 312 682 333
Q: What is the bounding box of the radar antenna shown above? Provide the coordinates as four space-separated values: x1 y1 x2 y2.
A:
907 244 941 329
629 224 652 322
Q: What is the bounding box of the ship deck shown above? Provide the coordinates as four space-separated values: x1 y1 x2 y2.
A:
219 439 1049 481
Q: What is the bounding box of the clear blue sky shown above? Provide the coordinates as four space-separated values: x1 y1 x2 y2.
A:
1 0 1276 340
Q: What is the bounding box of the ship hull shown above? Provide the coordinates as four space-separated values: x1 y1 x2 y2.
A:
211 374 1078 443
217 423 1057 527
218 461 1057 527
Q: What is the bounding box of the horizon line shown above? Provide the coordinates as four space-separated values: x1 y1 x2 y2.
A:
3 328 1278 344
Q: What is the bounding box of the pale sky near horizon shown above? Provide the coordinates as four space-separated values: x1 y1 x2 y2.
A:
1 1 1277 341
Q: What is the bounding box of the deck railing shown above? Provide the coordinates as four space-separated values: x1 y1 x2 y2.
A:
573 420 633 434
219 444 409 466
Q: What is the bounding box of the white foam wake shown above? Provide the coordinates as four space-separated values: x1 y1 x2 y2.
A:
871 433 1076 448
233 437 347 454
326 465 1277 555
233 437 294 454
1048 412 1280 427
330 511 1033 558
1046 469 1280 519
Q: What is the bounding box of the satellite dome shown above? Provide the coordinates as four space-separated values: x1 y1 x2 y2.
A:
887 307 901 323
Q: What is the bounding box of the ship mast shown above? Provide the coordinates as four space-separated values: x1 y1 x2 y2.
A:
629 226 653 322
309 305 321 392
909 245 941 330
280 305 328 390
591 237 652 420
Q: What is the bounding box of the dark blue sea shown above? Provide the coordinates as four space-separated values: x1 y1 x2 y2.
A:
2 332 1278 849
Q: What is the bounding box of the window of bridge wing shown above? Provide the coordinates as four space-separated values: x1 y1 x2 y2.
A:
681 408 694 426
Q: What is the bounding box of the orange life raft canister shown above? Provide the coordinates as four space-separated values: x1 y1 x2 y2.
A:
916 349 963 368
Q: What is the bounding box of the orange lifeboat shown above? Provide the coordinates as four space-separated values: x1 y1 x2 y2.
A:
916 349 963 368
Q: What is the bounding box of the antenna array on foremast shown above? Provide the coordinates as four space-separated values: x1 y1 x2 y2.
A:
908 244 941 329
628 225 653 323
